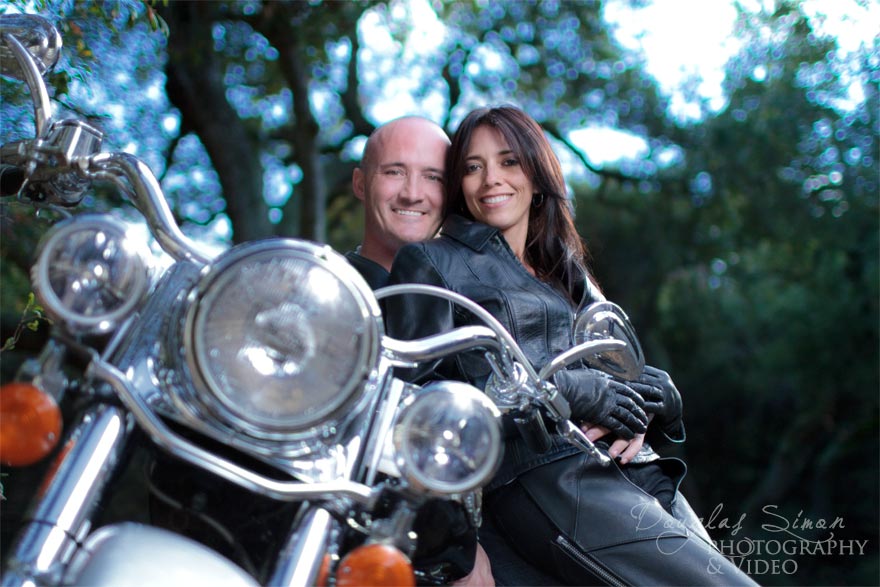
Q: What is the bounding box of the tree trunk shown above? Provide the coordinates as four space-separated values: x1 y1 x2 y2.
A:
161 1 271 244
253 4 325 243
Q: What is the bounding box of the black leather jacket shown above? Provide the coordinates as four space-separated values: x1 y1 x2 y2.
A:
386 214 644 490
344 250 390 290
388 215 592 377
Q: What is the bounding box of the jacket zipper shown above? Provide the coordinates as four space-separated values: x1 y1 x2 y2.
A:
555 535 629 587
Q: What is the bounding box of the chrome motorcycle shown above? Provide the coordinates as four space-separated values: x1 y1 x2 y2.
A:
0 14 505 587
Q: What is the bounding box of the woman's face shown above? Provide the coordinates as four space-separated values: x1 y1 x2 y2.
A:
461 125 535 250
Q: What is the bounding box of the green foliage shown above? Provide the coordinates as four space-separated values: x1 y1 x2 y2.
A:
0 292 52 352
570 4 878 583
1 293 50 353
0 1 876 583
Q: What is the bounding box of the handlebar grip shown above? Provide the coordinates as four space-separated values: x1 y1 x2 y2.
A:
513 410 553 454
0 164 25 196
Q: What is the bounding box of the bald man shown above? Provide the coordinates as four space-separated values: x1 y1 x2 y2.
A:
346 116 495 586
346 116 450 288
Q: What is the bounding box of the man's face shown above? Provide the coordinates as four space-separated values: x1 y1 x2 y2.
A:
354 118 448 259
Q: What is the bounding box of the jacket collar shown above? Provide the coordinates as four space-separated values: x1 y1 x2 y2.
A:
344 250 389 290
439 214 601 309
439 214 499 252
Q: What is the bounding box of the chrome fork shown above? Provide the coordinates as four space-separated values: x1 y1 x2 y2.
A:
2 405 133 587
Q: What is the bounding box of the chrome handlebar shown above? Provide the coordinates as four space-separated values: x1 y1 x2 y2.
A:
376 283 614 466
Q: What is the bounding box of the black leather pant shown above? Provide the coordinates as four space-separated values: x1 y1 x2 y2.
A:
482 454 760 587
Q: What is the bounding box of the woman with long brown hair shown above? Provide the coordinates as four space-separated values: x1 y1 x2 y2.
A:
386 105 757 586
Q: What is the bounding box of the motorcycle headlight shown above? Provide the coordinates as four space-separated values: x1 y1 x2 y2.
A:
393 381 502 495
184 240 381 436
31 214 150 334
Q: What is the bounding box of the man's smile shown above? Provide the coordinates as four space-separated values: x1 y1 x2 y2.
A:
393 208 427 216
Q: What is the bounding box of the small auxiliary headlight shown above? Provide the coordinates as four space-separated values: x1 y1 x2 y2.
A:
393 381 502 496
31 214 151 334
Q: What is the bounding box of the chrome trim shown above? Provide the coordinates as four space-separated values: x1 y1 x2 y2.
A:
394 382 502 495
87 357 379 506
268 506 335 587
538 339 627 381
0 19 56 136
376 284 528 378
31 214 150 334
181 239 382 440
381 325 499 367
2 405 132 587
97 259 386 476
0 14 61 78
573 301 645 379
375 283 611 466
84 152 213 265
362 377 408 487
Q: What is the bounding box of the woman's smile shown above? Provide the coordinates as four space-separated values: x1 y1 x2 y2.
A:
480 193 514 205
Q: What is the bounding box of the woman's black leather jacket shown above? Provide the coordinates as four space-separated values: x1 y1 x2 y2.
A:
386 214 655 490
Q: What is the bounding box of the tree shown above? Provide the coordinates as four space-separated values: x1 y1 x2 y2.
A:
1 1 877 584
570 4 878 584
152 0 676 245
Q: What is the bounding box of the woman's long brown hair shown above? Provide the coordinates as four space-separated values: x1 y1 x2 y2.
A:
445 105 594 300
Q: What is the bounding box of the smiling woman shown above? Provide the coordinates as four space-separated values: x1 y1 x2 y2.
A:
441 105 586 291
384 105 761 586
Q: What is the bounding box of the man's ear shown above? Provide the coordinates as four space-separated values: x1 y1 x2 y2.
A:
352 168 366 202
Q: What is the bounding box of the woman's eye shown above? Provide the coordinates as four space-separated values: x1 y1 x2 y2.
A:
502 158 520 167
465 163 481 173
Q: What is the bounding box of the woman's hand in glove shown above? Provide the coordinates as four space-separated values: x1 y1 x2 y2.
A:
552 369 648 440
627 365 685 441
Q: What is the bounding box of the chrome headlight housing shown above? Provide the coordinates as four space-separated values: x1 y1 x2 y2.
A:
31 214 151 334
183 240 381 438
393 381 502 495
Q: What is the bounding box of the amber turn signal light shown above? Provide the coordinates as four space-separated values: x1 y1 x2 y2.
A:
0 382 62 466
315 554 332 587
336 543 415 587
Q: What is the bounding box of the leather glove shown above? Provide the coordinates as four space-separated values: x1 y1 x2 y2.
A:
552 369 648 439
627 365 686 441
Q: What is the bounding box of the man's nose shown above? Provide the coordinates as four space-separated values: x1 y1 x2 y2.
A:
400 174 424 201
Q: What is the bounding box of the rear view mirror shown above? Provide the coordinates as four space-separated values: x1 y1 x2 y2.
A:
1 14 60 137
0 14 61 81
573 301 644 380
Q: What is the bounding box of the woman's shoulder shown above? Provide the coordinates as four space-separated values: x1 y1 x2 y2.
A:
439 214 498 251
395 232 467 270
391 216 503 284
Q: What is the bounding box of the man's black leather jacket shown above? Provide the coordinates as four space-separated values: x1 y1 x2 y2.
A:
344 250 389 290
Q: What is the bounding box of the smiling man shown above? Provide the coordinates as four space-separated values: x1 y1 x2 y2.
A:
345 116 496 586
346 116 450 289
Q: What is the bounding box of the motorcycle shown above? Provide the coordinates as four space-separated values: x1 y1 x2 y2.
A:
0 14 506 587
0 13 644 587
